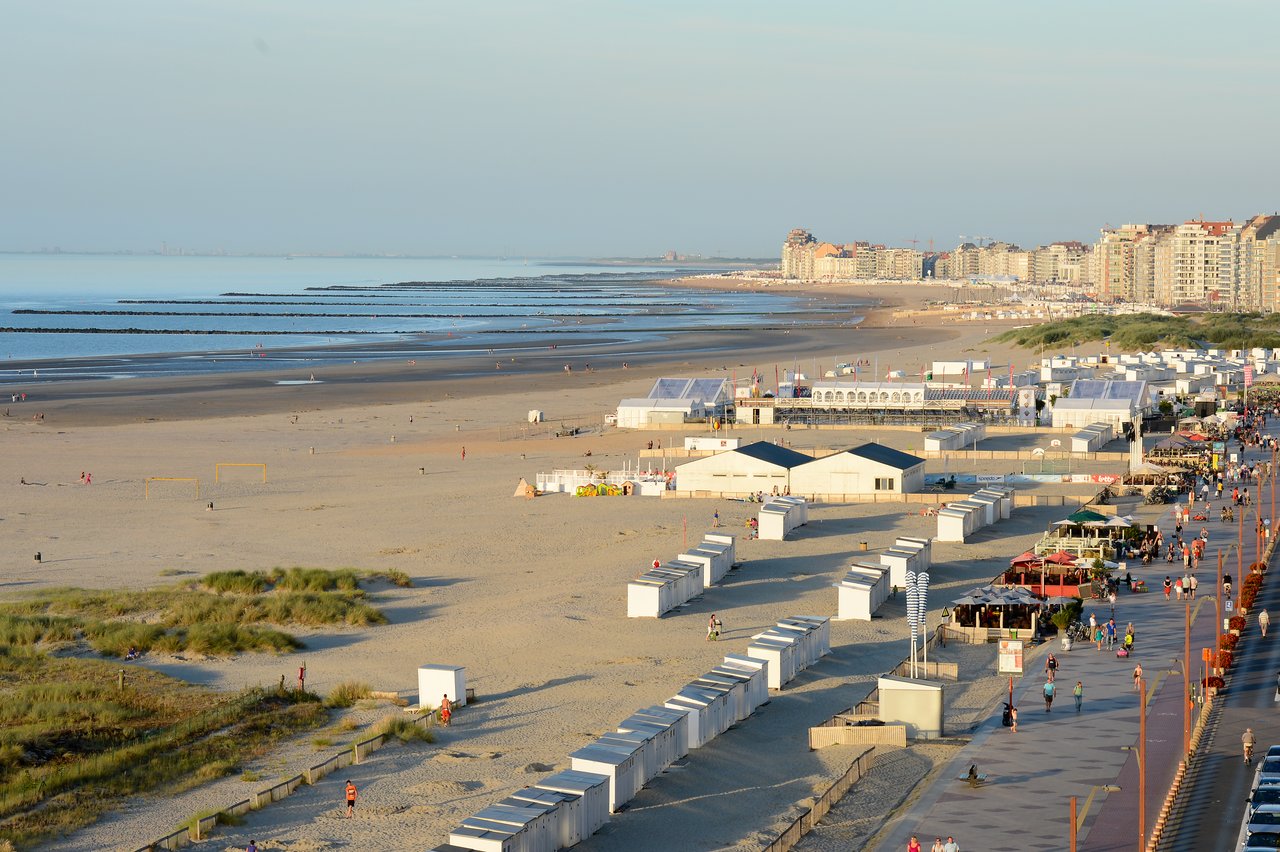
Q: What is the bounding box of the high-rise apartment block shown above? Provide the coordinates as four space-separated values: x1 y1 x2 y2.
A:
780 213 1280 308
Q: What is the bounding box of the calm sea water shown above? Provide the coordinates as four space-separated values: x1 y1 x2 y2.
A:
0 255 805 382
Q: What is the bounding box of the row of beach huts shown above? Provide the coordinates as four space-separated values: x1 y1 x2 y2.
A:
433 616 831 852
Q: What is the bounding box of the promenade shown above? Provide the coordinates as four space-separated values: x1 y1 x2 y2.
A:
872 436 1274 851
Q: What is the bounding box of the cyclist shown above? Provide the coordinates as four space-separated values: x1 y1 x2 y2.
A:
1244 727 1257 765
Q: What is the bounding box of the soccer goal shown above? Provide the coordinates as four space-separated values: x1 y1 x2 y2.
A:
145 477 200 499
214 463 267 484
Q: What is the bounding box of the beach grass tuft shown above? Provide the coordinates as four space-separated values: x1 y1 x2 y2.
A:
371 713 435 744
324 681 372 708
0 567 390 659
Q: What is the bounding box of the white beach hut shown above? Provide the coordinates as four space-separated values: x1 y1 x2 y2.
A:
419 665 467 709
702 532 737 566
448 820 526 852
895 536 932 570
569 740 643 812
665 685 723 749
746 632 798 689
535 770 610 840
507 787 582 849
719 654 770 712
469 802 558 852
597 729 659 785
836 572 876 621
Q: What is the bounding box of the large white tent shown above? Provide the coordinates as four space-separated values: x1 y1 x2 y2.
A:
616 378 732 429
789 442 925 496
675 441 811 495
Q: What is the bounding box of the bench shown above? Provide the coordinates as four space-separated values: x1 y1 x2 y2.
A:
957 774 988 789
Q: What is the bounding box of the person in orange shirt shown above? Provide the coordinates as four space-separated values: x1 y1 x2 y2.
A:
345 780 357 818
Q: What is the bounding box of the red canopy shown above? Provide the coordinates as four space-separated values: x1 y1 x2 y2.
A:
1044 551 1078 565
1010 551 1042 567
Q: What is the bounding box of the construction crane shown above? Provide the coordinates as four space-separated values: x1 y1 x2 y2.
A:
905 238 920 250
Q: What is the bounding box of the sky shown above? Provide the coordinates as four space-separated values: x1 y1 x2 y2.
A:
3 1 1279 257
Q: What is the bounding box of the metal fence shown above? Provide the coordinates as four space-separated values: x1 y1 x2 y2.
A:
496 411 613 441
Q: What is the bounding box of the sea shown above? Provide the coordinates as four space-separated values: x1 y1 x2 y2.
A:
0 255 813 383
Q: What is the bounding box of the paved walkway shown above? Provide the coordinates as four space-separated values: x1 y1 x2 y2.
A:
872 442 1271 851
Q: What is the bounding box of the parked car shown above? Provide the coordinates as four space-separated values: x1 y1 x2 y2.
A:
1259 757 1280 788
1247 807 1280 838
1243 831 1280 851
1248 786 1280 817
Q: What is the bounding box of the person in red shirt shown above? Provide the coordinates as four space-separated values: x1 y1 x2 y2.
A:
345 780 357 817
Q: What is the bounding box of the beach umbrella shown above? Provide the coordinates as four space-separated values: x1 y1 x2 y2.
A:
1045 551 1078 565
1104 516 1132 528
1010 551 1041 567
1045 595 1076 606
1067 508 1108 524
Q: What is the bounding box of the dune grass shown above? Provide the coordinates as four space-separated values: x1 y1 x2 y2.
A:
0 567 394 659
0 649 326 848
991 312 1280 353
371 713 435 744
324 681 372 709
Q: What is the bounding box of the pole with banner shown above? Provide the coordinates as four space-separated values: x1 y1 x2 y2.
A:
918 571 930 673
906 570 919 678
1245 365 1254 417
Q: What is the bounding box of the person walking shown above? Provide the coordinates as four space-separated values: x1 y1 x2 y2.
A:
440 694 452 726
461 446 466 460
1106 619 1117 650
1073 680 1084 712
1260 608 1271 637
931 839 945 852
1044 653 1058 682
246 843 258 852
712 509 720 528
1043 679 1055 712
1094 625 1105 651
1088 611 1097 633
943 837 960 852
1133 663 1144 691
1164 576 1172 601
907 836 922 852
1174 576 1183 601
1010 705 1018 733
1189 574 1198 599
345 779 357 818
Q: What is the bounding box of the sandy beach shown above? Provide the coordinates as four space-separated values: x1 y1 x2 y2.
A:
0 291 1103 851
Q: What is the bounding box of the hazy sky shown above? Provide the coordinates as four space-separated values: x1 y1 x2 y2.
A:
3 1 1278 257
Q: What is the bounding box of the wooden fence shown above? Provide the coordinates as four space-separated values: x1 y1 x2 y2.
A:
760 748 876 852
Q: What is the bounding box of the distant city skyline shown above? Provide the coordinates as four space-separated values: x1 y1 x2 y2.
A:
3 1 1278 258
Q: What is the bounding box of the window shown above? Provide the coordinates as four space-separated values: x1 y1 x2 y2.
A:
874 477 896 491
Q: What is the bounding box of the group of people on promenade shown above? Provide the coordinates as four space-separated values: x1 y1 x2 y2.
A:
907 835 961 852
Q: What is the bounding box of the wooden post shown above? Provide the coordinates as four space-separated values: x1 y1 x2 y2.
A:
1070 795 1078 852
